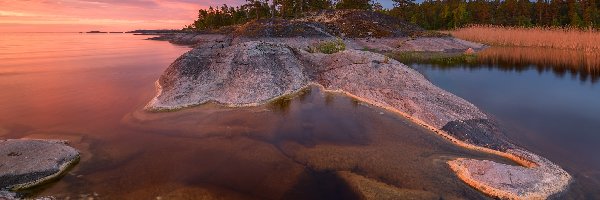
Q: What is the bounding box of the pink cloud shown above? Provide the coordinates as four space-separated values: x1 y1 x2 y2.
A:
0 0 245 32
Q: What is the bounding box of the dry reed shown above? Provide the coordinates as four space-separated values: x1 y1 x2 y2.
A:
450 25 600 51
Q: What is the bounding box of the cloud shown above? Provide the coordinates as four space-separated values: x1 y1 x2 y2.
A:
0 11 39 17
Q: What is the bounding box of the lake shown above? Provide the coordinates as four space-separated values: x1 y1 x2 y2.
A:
0 33 514 199
413 46 600 199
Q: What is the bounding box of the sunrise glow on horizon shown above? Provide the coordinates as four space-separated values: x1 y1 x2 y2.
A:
0 0 246 32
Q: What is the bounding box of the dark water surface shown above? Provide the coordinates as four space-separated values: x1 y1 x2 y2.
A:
0 33 512 199
413 46 600 199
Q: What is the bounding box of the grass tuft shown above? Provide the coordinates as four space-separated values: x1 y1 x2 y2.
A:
387 52 477 66
309 38 346 54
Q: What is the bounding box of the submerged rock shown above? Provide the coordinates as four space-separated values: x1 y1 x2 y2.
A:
0 139 80 190
146 40 571 198
337 171 440 200
0 191 17 200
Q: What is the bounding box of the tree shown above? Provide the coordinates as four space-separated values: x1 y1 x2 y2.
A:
335 0 371 10
452 0 469 28
534 0 547 25
392 0 415 8
469 0 493 24
568 0 583 26
583 0 599 26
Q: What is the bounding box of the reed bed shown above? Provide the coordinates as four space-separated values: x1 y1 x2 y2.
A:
450 25 600 51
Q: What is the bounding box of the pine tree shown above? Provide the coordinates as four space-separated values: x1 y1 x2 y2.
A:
568 0 583 26
335 0 371 10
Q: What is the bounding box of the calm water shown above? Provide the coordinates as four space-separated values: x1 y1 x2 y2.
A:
413 46 600 199
0 33 511 199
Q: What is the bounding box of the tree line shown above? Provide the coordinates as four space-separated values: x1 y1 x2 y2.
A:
187 0 600 31
388 0 600 30
187 0 387 30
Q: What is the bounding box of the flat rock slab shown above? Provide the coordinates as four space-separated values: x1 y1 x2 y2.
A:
0 139 80 190
448 149 572 200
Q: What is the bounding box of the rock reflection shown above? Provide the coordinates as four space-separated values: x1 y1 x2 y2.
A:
114 86 513 199
268 87 312 114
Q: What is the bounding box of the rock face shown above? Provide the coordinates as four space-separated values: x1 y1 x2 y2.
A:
147 41 309 110
235 10 422 38
448 149 572 199
308 50 487 129
0 139 80 190
146 40 572 199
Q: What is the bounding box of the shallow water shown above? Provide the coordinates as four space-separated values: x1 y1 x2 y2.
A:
0 33 513 199
413 46 600 199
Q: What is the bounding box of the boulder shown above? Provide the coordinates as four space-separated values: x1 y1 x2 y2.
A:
448 149 572 199
145 41 572 198
146 41 309 110
0 139 80 190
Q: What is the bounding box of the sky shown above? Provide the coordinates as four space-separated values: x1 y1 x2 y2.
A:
0 0 395 32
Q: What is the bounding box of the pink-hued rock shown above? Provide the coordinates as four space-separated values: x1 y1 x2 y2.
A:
0 139 79 190
448 149 571 200
145 40 571 199
146 41 309 110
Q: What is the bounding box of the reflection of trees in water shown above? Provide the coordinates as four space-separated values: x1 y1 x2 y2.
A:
429 47 600 84
476 47 600 84
269 87 313 114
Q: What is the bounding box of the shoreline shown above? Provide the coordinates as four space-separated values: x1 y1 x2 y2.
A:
144 39 571 199
149 79 571 199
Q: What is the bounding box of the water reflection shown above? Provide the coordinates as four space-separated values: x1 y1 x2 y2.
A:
118 86 511 199
0 33 513 199
430 47 600 84
268 87 312 114
414 55 600 198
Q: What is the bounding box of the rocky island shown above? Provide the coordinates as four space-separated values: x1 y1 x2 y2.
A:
146 10 572 199
0 9 573 200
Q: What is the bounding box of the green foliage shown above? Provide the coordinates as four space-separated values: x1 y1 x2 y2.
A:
188 0 384 31
278 0 334 18
387 52 477 66
309 39 346 54
335 0 372 10
386 0 600 30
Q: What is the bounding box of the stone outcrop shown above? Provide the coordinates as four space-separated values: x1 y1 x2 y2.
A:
448 149 572 199
145 40 571 199
235 10 422 38
148 34 229 46
0 139 80 191
147 41 309 110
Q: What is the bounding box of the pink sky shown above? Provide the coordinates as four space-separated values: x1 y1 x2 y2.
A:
0 0 245 32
